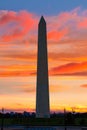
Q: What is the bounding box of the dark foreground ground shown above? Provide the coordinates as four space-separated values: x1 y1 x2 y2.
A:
1 126 87 130
0 117 87 130
0 117 87 126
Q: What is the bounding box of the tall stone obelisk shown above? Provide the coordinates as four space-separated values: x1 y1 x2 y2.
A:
36 16 50 118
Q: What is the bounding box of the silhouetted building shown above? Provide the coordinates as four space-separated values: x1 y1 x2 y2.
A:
36 16 50 118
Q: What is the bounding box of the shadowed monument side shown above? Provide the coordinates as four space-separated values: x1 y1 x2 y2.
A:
36 16 50 118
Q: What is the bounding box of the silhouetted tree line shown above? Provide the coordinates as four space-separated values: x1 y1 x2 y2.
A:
0 111 36 118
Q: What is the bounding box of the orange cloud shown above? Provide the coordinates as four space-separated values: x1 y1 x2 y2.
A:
50 62 87 76
0 71 34 77
0 46 37 63
5 53 36 62
81 84 87 88
1 64 36 71
1 61 87 77
0 64 36 77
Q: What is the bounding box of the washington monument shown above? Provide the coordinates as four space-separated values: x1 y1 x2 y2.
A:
36 16 50 118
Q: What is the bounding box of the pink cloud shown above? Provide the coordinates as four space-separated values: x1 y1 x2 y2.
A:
48 28 68 41
0 8 87 44
78 18 87 29
0 10 38 42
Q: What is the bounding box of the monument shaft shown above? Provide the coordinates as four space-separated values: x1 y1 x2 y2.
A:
36 17 50 118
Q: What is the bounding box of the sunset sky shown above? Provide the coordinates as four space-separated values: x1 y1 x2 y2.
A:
0 0 87 113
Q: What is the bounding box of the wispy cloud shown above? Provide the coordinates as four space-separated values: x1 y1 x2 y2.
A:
50 62 87 76
0 61 87 77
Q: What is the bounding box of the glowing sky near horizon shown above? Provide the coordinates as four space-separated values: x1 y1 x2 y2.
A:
0 1 87 113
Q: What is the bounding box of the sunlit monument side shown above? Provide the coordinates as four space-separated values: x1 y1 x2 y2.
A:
36 16 50 118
